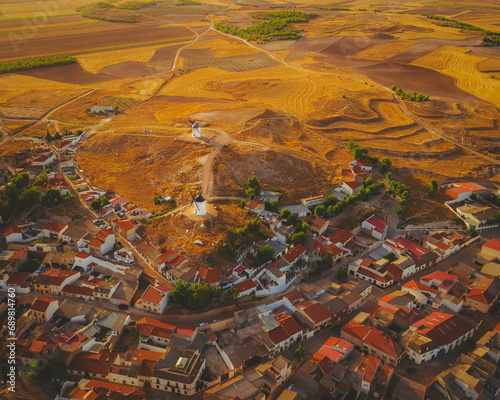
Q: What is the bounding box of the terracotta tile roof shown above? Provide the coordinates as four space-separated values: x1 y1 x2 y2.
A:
88 238 105 247
356 266 392 283
343 181 360 190
484 238 500 252
411 312 474 347
82 379 145 397
43 220 67 233
31 297 58 312
62 284 94 297
76 252 92 259
7 272 30 286
313 237 343 257
245 200 265 211
421 271 457 284
283 244 306 264
445 182 487 199
364 215 386 234
234 279 256 294
467 277 499 305
67 349 117 375
277 315 302 336
402 280 439 295
159 250 186 267
96 229 114 240
136 317 175 340
268 326 289 345
175 325 197 337
140 285 169 305
114 218 140 232
327 229 354 245
302 302 331 324
131 349 163 363
5 222 29 236
198 266 220 284
311 218 329 233
358 355 381 384
284 290 304 304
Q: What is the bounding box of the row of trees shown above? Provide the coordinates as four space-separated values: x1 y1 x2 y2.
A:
169 282 239 310
348 141 392 173
391 86 429 102
385 172 410 215
422 13 500 46
218 217 266 260
0 55 76 75
117 1 156 10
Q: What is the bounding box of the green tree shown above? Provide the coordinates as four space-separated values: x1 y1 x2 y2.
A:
225 286 239 305
247 175 260 191
294 340 306 361
347 140 357 150
253 244 275 266
0 201 11 219
33 173 47 187
324 194 337 207
45 132 52 143
91 199 101 210
12 172 30 189
100 196 110 206
466 226 477 237
428 179 438 196
291 231 307 246
170 282 192 307
18 187 40 210
314 205 326 218
386 172 393 181
353 146 369 160
247 187 255 201
379 157 392 173
364 177 373 187
280 208 291 219
41 188 63 207
337 266 348 282
239 200 246 208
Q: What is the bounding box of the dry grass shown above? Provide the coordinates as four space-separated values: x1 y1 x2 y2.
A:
77 131 210 208
0 139 37 157
349 40 415 60
0 0 88 18
411 46 500 106
183 35 261 58
77 45 168 74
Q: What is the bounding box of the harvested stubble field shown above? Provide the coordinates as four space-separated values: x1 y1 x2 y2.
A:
410 46 500 106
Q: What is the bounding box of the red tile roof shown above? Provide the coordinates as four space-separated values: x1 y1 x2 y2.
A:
245 200 265 211
342 322 403 358
198 266 220 285
314 346 343 364
284 290 304 304
140 285 167 305
283 245 306 264
277 315 302 336
403 280 439 295
364 215 386 234
96 229 114 240
114 218 140 232
311 218 329 233
159 250 186 267
76 252 92 259
67 349 117 375
136 317 175 340
82 379 145 397
7 272 30 286
484 238 500 252
234 279 256 294
268 326 289 345
43 220 67 233
343 181 361 190
88 238 105 247
327 229 354 246
302 302 331 324
31 297 58 312
175 325 197 337
411 312 475 346
5 222 29 236
313 237 344 257
445 182 487 199
421 271 458 284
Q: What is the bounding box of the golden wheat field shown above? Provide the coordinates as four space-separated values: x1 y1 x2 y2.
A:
411 46 500 106
183 35 261 58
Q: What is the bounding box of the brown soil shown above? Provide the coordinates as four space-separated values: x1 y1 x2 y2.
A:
356 62 483 102
286 36 343 62
19 63 114 84
147 43 187 68
101 61 157 78
0 21 193 59
321 37 380 57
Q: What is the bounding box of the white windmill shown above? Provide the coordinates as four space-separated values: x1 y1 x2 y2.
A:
191 121 201 138
189 189 207 215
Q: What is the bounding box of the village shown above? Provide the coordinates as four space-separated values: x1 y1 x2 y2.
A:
0 119 499 400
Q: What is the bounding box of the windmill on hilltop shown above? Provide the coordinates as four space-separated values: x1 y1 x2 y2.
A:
190 120 201 138
188 188 206 216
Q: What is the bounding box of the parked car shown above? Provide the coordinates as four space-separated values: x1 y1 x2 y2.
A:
93 219 100 225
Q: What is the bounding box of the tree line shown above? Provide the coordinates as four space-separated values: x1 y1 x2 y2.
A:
391 86 429 102
0 55 76 74
422 13 500 46
170 282 240 310
215 10 316 42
